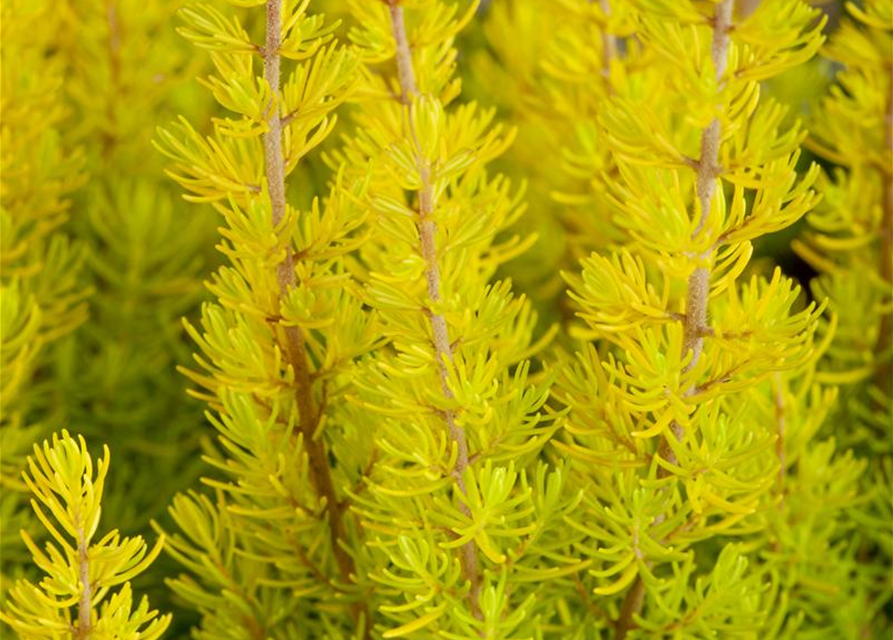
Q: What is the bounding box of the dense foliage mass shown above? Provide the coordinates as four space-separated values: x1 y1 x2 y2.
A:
1 0 890 638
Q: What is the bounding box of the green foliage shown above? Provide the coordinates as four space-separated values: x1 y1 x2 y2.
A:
794 1 893 634
797 0 892 422
0 431 168 638
52 0 219 536
337 2 572 630
154 1 373 637
1 0 89 580
1 1 891 639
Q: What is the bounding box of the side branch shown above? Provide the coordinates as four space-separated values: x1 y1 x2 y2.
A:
263 0 362 619
387 0 483 620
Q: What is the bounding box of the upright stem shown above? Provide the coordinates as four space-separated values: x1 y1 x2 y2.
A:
614 577 644 640
655 0 731 471
388 3 417 100
76 528 92 639
685 0 731 371
616 4 732 637
598 0 617 74
263 0 364 628
387 0 482 620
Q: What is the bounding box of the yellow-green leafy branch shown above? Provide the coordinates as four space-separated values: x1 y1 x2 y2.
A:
617 2 733 637
385 0 483 619
261 0 361 616
659 0 732 467
0 432 169 639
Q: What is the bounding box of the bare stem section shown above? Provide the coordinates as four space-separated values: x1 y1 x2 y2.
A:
614 577 644 640
598 0 617 73
685 0 731 375
263 0 362 622
387 0 482 619
389 3 417 100
656 0 732 470
76 529 92 639
616 3 733 637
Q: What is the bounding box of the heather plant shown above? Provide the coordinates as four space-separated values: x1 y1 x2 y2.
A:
1 1 891 639
552 0 866 636
797 0 892 427
2 3 221 627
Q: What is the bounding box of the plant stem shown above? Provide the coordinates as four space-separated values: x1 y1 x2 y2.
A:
388 2 417 100
656 0 731 471
598 0 617 74
263 0 365 629
386 0 483 620
76 528 92 639
614 576 645 640
616 3 732 637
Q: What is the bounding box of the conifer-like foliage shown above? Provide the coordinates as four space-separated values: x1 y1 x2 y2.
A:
0 431 168 638
1 1 891 639
552 1 856 636
1 0 88 577
52 0 219 535
798 0 892 422
334 1 573 635
154 1 373 637
795 1 893 633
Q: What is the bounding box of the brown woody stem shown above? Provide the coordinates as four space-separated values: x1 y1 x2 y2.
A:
616 3 733 637
263 0 365 631
387 0 483 620
76 528 92 639
598 0 617 74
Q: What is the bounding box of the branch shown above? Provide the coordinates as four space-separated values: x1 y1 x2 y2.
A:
598 0 618 77
386 0 483 621
658 0 731 479
76 528 92 639
263 0 366 629
616 3 734 637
